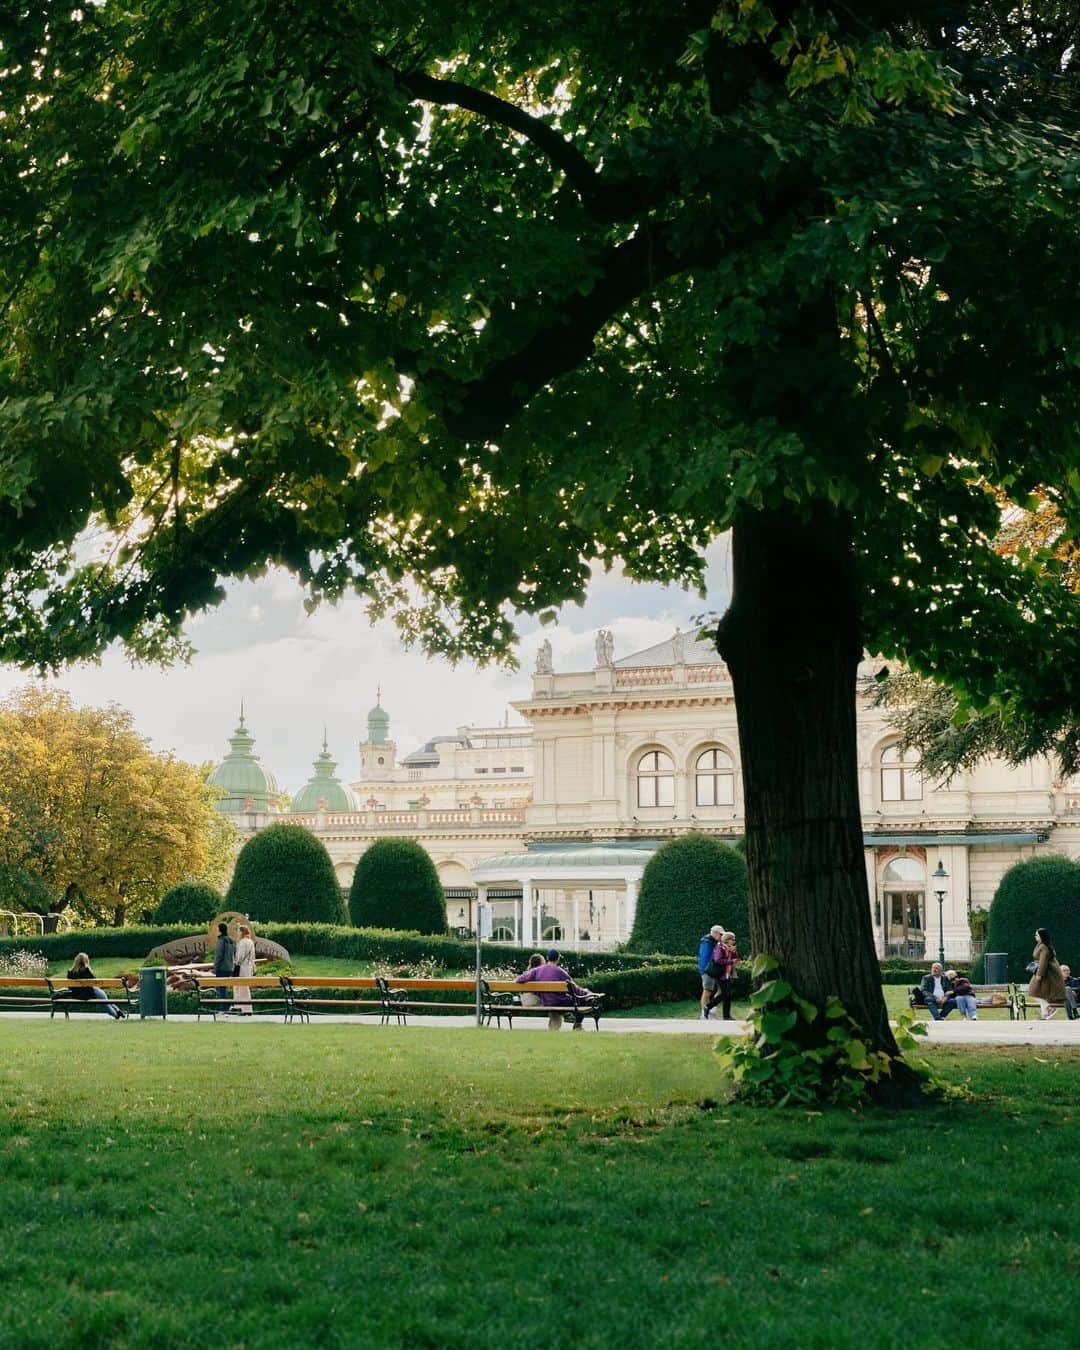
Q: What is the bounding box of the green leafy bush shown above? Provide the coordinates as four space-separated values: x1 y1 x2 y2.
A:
226 823 347 925
714 956 935 1107
628 833 749 956
152 882 223 926
986 855 1080 981
349 838 448 935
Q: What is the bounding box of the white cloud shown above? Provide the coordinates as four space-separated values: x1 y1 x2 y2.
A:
0 535 731 792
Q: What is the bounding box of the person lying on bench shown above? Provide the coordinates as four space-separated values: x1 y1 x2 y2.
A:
67 952 126 1019
515 948 596 1031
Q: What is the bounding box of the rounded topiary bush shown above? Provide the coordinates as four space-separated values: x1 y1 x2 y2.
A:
349 838 448 935
152 882 223 926
628 832 749 957
986 854 1080 981
226 823 347 925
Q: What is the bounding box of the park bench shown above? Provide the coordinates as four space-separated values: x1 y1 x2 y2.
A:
908 984 1015 1019
190 975 291 1021
1007 986 1073 1020
378 976 478 1022
278 974 387 1024
0 975 137 1017
48 977 139 1018
480 979 606 1030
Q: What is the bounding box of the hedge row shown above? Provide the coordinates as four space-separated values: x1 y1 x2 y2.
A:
588 961 750 1009
0 923 683 979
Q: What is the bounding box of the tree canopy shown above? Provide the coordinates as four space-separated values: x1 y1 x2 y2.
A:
5 2 1080 1089
0 687 233 924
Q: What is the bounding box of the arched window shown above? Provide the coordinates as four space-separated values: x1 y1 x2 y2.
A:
880 744 922 801
636 750 674 807
695 748 735 807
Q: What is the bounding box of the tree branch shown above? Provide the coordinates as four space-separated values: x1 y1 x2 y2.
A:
388 64 661 223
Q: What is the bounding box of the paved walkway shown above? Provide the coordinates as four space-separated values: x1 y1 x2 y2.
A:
100 1012 1080 1044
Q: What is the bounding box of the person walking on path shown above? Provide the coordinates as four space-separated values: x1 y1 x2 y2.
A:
212 921 237 1009
515 948 596 1030
229 924 256 1016
66 952 125 1019
1028 927 1066 1020
706 932 739 1020
698 924 724 1020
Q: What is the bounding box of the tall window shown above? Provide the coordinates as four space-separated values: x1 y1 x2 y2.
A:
636 750 674 807
880 744 922 801
695 748 735 806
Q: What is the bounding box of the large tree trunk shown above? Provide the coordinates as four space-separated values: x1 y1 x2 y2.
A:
716 505 920 1099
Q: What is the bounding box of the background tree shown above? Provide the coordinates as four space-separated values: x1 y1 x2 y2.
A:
6 4 1080 1091
0 687 232 924
227 823 346 925
349 839 448 936
152 881 224 927
985 856 1080 983
629 834 749 958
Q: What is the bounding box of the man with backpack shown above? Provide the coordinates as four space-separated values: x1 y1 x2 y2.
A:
212 921 237 1009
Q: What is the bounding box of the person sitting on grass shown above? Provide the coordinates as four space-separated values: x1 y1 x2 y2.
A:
946 970 977 1021
66 952 125 1020
919 962 955 1020
515 948 596 1031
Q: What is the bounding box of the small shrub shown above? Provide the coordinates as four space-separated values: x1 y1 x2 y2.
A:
152 882 223 926
987 855 1080 982
349 839 448 935
628 833 749 956
714 956 936 1107
227 823 347 925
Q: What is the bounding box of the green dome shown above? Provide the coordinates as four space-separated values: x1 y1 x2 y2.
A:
292 736 359 814
366 698 391 746
207 711 281 813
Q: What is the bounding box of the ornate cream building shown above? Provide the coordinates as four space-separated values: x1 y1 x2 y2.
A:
211 632 1078 958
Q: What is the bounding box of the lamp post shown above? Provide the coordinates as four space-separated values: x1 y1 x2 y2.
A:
931 860 949 967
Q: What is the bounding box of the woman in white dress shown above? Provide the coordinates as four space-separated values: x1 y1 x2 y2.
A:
231 924 257 1016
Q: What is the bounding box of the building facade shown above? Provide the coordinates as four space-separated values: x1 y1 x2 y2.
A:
212 632 1080 957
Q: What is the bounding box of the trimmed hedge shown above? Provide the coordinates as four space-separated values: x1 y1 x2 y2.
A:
588 961 750 1009
628 832 749 956
0 923 682 979
227 823 347 925
152 883 223 926
987 855 1080 982
349 838 448 934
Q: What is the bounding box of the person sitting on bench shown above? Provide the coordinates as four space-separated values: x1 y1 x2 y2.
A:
515 948 595 1031
1060 964 1079 1021
919 962 955 1020
67 952 125 1019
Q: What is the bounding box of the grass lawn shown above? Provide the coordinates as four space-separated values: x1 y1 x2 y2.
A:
0 1025 1076 1350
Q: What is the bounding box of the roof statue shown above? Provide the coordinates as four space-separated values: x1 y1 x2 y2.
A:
595 629 614 668
535 638 553 675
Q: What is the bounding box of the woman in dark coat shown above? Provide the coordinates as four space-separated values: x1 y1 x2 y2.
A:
1028 928 1066 1020
67 952 125 1019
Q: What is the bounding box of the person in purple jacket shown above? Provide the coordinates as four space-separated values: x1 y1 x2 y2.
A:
516 948 594 1031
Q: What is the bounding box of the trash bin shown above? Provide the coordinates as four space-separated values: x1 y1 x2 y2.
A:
984 952 1008 985
138 966 168 1019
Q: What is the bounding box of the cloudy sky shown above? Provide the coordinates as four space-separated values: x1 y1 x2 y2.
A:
0 539 731 794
